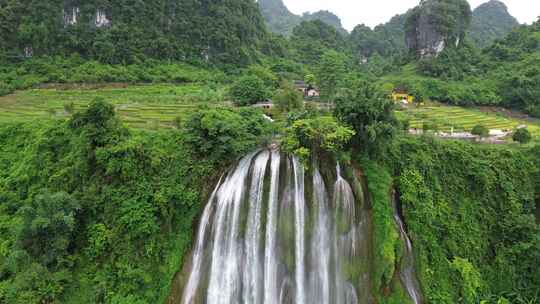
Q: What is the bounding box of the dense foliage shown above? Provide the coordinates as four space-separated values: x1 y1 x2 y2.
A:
349 13 409 58
334 81 399 155
229 75 270 106
0 57 225 97
184 107 273 162
0 102 270 303
385 138 539 303
282 115 355 162
0 0 271 65
290 20 347 65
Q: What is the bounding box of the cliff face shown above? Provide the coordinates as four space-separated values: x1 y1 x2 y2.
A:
405 0 471 58
469 0 519 48
406 10 447 58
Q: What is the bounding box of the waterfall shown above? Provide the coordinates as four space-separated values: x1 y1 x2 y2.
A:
309 169 331 304
206 153 256 304
393 194 423 304
292 157 306 304
333 163 360 304
181 176 223 304
243 151 270 303
180 150 403 304
263 151 281 304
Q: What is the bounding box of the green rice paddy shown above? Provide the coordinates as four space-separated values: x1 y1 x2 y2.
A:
1 85 539 143
398 103 540 140
0 84 229 128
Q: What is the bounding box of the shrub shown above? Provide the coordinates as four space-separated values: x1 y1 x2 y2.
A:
422 121 439 133
282 115 355 161
471 125 489 138
229 75 269 106
184 107 272 162
0 81 13 96
334 81 398 155
512 128 532 144
63 102 75 114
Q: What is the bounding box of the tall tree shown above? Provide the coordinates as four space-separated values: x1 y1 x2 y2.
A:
315 50 347 102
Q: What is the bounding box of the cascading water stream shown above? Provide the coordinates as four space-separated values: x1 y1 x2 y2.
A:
292 157 306 304
243 151 270 303
181 176 223 304
206 153 257 304
333 163 360 304
179 151 382 304
263 151 281 304
309 169 332 304
393 194 423 304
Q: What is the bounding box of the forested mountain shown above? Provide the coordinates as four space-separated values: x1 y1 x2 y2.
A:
483 19 540 116
258 0 346 36
290 20 347 64
301 11 348 36
349 13 409 58
0 0 270 64
258 0 301 36
469 0 520 48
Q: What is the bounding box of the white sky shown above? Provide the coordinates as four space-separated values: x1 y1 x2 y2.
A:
283 0 540 31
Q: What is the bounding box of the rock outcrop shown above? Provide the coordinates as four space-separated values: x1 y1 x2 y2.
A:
405 0 471 58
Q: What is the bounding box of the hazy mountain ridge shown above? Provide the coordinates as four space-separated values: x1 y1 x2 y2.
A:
469 0 520 48
258 0 347 36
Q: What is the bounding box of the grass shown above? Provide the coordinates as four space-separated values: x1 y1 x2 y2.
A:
0 83 230 129
398 102 540 141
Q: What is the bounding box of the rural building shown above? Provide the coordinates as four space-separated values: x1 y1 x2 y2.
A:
391 87 414 104
294 80 320 99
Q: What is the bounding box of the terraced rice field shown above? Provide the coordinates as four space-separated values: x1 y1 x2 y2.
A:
0 84 229 128
398 103 540 140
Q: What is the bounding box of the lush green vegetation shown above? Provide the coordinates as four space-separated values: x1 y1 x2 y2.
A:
0 0 539 303
334 81 399 155
0 57 225 97
0 0 273 65
0 83 231 129
230 75 270 106
0 101 271 303
396 102 540 141
384 137 539 303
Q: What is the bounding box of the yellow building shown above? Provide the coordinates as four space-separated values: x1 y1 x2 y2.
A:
391 88 415 104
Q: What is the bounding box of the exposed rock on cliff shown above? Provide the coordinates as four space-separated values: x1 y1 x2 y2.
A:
405 0 471 58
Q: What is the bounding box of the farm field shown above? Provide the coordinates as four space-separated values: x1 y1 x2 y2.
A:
398 102 540 141
0 83 229 129
2 85 539 142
